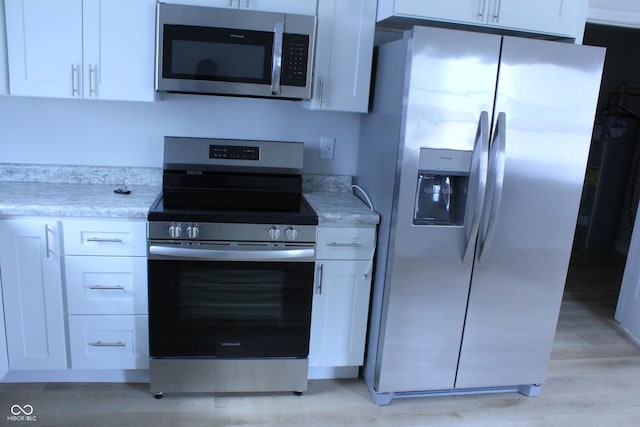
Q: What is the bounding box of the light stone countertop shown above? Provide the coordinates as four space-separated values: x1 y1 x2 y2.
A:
304 192 379 225
0 181 161 219
0 180 379 224
0 164 379 224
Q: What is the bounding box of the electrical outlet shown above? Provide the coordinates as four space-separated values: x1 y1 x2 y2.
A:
320 137 335 160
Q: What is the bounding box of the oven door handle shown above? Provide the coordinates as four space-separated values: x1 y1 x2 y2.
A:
148 245 315 261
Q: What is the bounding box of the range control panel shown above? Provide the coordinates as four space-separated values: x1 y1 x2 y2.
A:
209 145 260 161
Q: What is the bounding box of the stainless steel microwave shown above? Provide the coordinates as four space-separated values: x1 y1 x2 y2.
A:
155 3 316 100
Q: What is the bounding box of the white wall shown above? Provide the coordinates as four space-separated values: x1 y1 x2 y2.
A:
0 93 361 175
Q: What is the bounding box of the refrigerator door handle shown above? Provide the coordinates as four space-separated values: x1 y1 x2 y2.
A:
478 112 507 261
462 111 490 263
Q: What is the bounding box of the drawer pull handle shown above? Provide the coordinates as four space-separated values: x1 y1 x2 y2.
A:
88 341 126 347
327 242 362 248
88 285 126 290
86 237 124 243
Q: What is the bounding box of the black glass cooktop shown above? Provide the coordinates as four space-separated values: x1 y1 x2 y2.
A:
147 192 318 225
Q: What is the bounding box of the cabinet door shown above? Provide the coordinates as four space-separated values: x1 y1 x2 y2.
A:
63 219 147 257
5 0 83 98
65 256 148 315
0 219 67 370
309 260 372 367
0 0 9 95
82 0 156 101
382 0 486 24
305 0 375 113
316 226 376 260
493 0 581 37
68 315 149 369
242 0 316 15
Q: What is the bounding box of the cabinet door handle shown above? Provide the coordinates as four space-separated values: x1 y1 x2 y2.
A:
71 64 79 97
86 237 124 243
477 0 486 20
318 77 325 107
88 285 126 291
88 64 96 97
88 341 126 347
245 0 250 7
228 0 233 6
493 0 502 22
316 263 324 295
327 242 362 248
44 225 53 258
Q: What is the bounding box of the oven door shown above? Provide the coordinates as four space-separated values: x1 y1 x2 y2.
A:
148 242 315 359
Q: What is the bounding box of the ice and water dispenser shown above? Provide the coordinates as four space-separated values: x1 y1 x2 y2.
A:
413 148 472 226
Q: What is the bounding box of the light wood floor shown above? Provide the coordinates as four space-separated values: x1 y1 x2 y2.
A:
1 248 639 426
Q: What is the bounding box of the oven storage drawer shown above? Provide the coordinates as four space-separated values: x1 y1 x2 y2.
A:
68 315 149 369
65 256 148 315
63 220 146 256
316 226 376 260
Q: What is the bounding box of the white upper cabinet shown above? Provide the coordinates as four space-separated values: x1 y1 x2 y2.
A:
304 0 376 113
162 0 238 8
163 0 317 15
588 0 640 28
378 0 586 39
239 0 316 15
4 0 156 101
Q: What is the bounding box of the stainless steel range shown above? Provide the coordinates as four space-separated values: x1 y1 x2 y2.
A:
147 137 317 398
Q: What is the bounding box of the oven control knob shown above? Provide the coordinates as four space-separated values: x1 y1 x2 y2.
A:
169 223 182 239
268 226 281 241
285 226 298 241
186 224 199 239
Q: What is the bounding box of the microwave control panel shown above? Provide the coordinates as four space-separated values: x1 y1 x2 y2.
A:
281 34 309 87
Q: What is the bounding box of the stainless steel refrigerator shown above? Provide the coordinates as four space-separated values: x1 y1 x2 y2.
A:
356 26 605 405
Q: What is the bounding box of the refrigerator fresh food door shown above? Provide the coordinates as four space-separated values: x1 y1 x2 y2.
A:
376 27 500 393
455 36 606 389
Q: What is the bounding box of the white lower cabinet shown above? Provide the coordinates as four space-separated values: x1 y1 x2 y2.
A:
309 225 375 378
309 260 371 367
68 315 149 369
63 219 149 370
0 219 67 370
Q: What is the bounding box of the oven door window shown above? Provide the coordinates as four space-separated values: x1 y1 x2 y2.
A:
149 260 313 358
162 25 272 84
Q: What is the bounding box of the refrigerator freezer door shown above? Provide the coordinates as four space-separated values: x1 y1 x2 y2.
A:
455 37 606 389
375 27 500 393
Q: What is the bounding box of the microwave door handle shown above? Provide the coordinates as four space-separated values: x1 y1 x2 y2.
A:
271 21 284 96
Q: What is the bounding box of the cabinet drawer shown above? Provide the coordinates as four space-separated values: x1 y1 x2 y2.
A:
316 226 376 260
65 256 148 315
63 220 146 256
68 315 149 370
